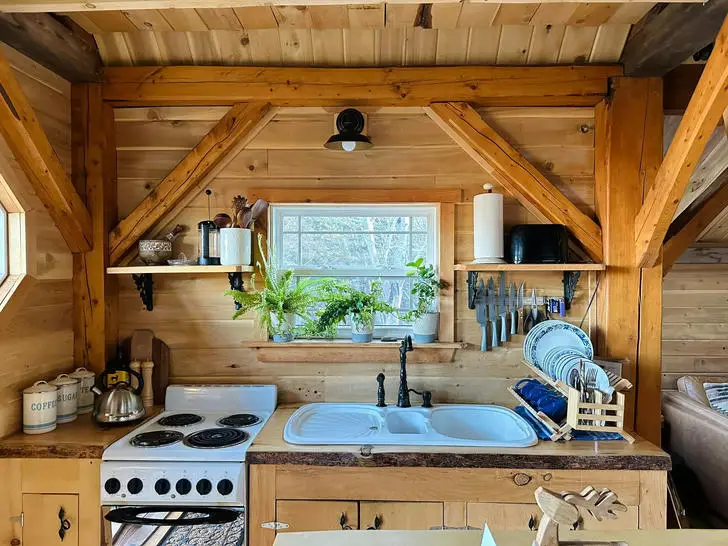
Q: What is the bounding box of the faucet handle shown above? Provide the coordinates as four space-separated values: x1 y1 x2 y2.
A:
421 391 433 408
376 373 386 407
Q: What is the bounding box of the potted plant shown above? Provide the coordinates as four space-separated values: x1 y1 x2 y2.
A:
225 234 323 342
401 258 446 344
316 280 395 342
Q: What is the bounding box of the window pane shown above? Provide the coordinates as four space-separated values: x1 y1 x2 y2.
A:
0 204 7 284
300 233 410 269
412 216 428 232
282 216 299 232
280 233 299 267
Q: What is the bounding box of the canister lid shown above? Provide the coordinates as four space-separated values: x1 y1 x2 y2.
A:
50 373 79 386
24 380 57 394
69 367 95 379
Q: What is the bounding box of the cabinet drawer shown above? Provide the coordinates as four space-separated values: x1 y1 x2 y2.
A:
277 500 358 532
360 502 443 530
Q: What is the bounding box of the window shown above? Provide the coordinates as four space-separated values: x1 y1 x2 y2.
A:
0 202 7 285
271 204 439 337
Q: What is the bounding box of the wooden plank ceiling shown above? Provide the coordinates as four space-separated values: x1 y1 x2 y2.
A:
59 3 656 66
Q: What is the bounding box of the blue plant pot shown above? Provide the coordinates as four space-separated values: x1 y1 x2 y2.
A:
272 333 293 343
351 332 373 343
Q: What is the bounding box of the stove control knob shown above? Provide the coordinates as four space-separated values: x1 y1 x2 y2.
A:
196 479 212 495
104 478 121 495
217 479 234 496
155 479 171 495
127 478 143 495
176 478 192 495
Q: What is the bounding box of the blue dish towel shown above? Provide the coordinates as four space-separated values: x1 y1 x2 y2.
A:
514 406 624 441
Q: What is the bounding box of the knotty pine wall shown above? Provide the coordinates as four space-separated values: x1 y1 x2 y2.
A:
0 45 74 437
116 106 597 405
662 264 728 389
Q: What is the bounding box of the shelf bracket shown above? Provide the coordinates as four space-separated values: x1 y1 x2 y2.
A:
132 273 153 312
228 272 245 311
562 271 581 310
467 271 479 309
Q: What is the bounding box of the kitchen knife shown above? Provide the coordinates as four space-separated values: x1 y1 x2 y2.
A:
498 272 508 343
487 277 498 348
509 282 517 336
475 279 487 351
517 282 524 333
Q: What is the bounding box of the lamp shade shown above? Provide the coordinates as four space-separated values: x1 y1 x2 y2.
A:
324 108 373 152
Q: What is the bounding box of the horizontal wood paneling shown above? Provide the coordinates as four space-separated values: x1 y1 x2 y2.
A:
115 105 597 404
0 46 74 438
662 265 728 390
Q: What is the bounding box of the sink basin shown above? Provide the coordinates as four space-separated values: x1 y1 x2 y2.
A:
284 403 537 447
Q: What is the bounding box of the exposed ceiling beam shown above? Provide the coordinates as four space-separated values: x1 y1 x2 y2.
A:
0 13 101 83
108 102 274 265
426 101 603 263
635 12 728 268
101 65 621 107
663 167 728 273
0 0 703 13
0 47 93 252
621 0 728 76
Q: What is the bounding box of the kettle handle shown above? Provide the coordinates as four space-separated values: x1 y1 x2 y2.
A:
128 367 144 395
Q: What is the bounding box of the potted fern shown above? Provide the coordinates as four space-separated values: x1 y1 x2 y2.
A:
225 235 324 342
401 258 446 343
316 280 395 342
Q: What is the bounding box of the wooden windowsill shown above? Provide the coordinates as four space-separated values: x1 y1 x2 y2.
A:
243 340 466 363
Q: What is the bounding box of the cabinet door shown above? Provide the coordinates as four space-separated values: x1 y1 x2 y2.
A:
276 500 359 532
22 494 79 546
359 502 443 530
467 503 538 531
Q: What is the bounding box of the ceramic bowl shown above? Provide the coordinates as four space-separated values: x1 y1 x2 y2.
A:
139 239 173 265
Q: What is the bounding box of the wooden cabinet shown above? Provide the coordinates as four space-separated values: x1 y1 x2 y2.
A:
360 502 443 531
277 501 359 532
22 494 78 546
249 466 667 546
0 459 100 546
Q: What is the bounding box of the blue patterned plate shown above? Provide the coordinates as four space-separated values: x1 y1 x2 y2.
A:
526 320 593 369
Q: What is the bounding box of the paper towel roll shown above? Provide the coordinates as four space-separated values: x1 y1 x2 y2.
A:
473 184 505 263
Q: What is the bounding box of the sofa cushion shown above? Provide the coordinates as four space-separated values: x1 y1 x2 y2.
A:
705 383 728 416
677 375 728 406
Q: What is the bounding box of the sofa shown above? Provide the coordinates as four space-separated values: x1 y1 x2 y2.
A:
662 376 728 525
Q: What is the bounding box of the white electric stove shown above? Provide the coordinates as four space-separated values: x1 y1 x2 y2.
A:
101 384 276 546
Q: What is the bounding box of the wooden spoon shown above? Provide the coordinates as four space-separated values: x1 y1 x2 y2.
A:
247 199 269 228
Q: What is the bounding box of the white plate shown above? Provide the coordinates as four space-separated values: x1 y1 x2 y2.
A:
526 320 593 369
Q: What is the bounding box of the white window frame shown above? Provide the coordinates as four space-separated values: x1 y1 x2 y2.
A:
0 202 7 286
270 203 439 338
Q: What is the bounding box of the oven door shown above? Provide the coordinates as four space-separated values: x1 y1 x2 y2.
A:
104 506 245 546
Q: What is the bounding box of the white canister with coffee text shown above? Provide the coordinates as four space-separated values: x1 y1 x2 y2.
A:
23 381 57 434
69 367 95 414
50 374 79 424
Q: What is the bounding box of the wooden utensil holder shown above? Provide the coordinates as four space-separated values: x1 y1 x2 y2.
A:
511 360 634 443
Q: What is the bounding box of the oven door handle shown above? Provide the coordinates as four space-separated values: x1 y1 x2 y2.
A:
105 506 240 526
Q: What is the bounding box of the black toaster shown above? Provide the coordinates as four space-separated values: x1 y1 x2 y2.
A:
508 224 569 264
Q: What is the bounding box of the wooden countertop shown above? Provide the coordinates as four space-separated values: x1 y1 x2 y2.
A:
0 408 161 459
275 529 728 546
248 407 671 470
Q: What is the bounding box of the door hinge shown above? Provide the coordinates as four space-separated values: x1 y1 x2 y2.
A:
261 521 289 530
10 512 24 527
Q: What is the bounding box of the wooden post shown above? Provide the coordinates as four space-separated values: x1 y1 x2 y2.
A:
72 84 118 373
595 77 663 438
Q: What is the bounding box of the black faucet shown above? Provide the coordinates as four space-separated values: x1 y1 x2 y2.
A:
376 373 386 407
397 336 414 408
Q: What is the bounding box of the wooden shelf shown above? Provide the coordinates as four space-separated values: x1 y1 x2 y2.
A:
243 340 467 363
107 265 254 274
453 263 605 272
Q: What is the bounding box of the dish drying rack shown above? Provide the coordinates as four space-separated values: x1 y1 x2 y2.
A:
508 360 635 443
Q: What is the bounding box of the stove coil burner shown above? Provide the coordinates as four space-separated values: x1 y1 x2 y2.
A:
157 413 204 427
130 430 184 448
183 428 249 449
217 413 261 428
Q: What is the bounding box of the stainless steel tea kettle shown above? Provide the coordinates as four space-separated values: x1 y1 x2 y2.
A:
91 372 145 424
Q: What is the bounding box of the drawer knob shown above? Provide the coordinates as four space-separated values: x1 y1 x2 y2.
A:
513 473 532 486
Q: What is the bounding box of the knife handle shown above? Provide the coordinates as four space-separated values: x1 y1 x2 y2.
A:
491 320 499 348
480 325 487 352
511 310 518 335
500 316 507 343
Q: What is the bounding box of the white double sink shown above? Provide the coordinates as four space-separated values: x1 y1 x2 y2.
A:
283 403 538 448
